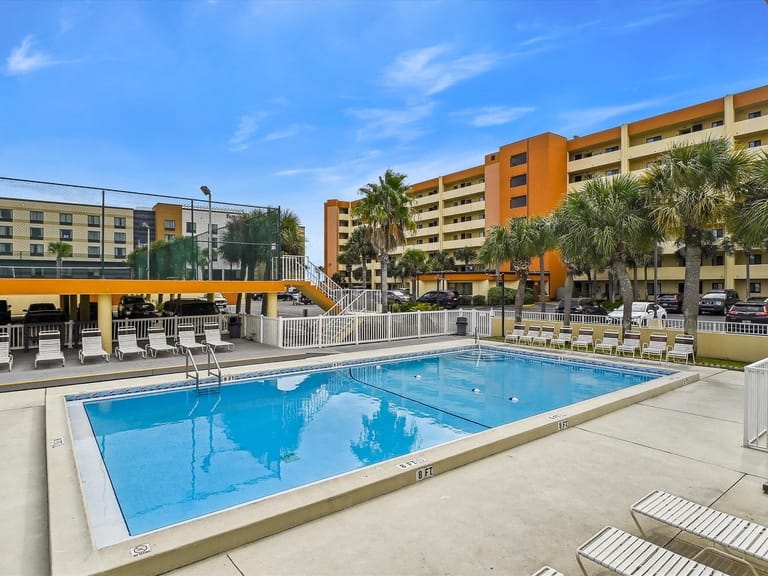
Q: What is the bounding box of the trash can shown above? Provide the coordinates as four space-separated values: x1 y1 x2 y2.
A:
456 316 468 336
228 315 241 339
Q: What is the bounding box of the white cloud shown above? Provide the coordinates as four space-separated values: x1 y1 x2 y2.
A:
6 35 58 75
384 44 498 95
559 99 664 134
228 115 261 152
348 103 434 142
262 123 311 142
457 106 536 127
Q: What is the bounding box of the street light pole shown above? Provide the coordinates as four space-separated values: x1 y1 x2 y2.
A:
200 186 212 281
142 222 150 279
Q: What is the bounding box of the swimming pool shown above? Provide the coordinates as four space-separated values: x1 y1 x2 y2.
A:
51 341 694 576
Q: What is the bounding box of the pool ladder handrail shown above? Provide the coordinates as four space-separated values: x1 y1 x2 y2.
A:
185 345 222 395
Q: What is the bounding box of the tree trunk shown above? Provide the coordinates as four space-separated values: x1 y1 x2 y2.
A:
614 260 634 334
746 249 752 300
563 267 574 326
632 263 638 300
380 252 389 312
514 268 528 323
683 228 702 346
538 252 546 312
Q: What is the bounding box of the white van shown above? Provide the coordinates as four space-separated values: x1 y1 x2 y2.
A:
199 293 229 314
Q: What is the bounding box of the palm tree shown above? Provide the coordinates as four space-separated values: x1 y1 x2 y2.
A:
454 246 476 271
427 250 455 273
400 248 428 295
352 169 416 309
530 216 556 312
478 225 512 277
504 217 543 322
280 209 305 256
643 138 750 340
557 174 658 332
344 225 377 288
47 241 72 278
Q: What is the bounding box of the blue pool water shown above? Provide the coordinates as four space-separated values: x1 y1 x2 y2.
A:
81 347 668 536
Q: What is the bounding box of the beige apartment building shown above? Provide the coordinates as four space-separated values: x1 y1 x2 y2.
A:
324 84 768 301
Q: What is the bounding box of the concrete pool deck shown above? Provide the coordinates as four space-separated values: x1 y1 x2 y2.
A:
1 337 767 576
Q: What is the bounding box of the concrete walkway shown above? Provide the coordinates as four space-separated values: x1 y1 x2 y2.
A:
1 340 767 576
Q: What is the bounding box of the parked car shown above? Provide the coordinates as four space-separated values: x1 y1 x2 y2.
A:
608 302 667 325
278 287 300 301
725 301 768 334
698 289 739 315
556 297 607 316
387 290 412 304
656 293 683 313
0 299 10 324
117 295 159 319
416 290 461 309
161 299 219 317
746 296 768 304
198 293 229 313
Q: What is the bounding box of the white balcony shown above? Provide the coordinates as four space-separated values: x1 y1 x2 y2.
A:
442 220 484 234
442 237 484 250
442 182 484 201
567 150 621 172
735 114 768 137
442 200 485 217
628 126 726 159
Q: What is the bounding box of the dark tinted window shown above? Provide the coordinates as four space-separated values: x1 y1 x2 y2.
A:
730 304 765 313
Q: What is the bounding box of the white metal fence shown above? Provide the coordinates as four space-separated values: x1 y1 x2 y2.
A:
744 358 768 451
242 309 491 349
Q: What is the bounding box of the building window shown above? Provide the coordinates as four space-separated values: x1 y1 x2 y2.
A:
749 254 763 265
0 226 11 238
114 216 126 228
510 195 527 208
30 227 44 240
605 169 620 176
165 234 175 241
164 220 176 231
88 231 100 242
212 238 218 248
605 145 619 153
0 243 11 255
748 110 762 119
713 228 724 239
748 140 762 148
510 174 527 187
749 282 762 294
29 210 44 223
573 153 583 160
509 152 527 167
692 123 703 132
60 229 72 241
711 282 723 290
712 120 724 127
114 232 126 244
30 244 44 256
114 247 126 259
60 213 73 225
0 209 11 221
712 255 724 266
211 223 218 235
88 215 100 227
186 222 196 234
88 246 100 258
646 135 662 143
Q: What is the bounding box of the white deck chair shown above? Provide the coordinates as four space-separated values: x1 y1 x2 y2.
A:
519 324 541 345
616 331 641 357
570 328 593 352
532 325 555 346
176 324 206 354
78 328 109 364
504 323 526 344
593 330 619 355
665 334 695 364
550 326 572 349
115 326 147 360
35 330 65 368
202 322 234 352
577 525 729 576
0 333 13 371
145 327 178 357
631 490 765 576
531 567 566 576
640 332 668 360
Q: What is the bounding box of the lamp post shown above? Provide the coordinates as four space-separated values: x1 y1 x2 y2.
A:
141 222 150 279
200 185 212 281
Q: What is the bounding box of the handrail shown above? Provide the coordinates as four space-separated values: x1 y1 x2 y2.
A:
206 345 222 386
185 348 200 388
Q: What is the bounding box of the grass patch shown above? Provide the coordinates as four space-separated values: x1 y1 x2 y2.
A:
694 356 748 371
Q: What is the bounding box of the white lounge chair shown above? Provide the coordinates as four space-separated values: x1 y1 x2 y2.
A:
616 331 641 357
631 490 765 576
665 334 695 364
145 326 178 357
78 328 109 364
115 326 147 360
571 328 593 352
550 326 572 349
520 324 541 345
0 333 13 371
577 525 729 576
640 332 668 360
532 325 555 346
593 330 619 355
504 323 526 344
176 324 206 354
35 330 65 368
202 322 234 352
532 567 566 576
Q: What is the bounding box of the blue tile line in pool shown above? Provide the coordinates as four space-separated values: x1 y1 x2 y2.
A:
65 344 675 402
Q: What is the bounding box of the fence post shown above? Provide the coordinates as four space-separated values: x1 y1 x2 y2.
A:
277 316 284 348
387 313 392 341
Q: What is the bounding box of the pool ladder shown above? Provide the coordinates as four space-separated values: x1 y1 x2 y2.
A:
185 345 222 396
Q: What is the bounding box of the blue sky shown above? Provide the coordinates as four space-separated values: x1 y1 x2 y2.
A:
2 0 767 264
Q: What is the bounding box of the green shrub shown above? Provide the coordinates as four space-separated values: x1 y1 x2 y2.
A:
459 295 472 306
487 286 535 305
472 294 486 306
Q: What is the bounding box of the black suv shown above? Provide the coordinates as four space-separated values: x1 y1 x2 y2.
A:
161 299 219 317
556 297 607 316
416 290 461 309
117 295 158 319
656 293 683 313
725 301 768 334
699 289 739 315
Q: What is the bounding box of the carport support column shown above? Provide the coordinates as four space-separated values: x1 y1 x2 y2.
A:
97 293 113 353
265 293 278 318
78 295 90 321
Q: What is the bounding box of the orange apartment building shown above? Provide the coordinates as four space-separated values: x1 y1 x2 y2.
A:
325 84 768 300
